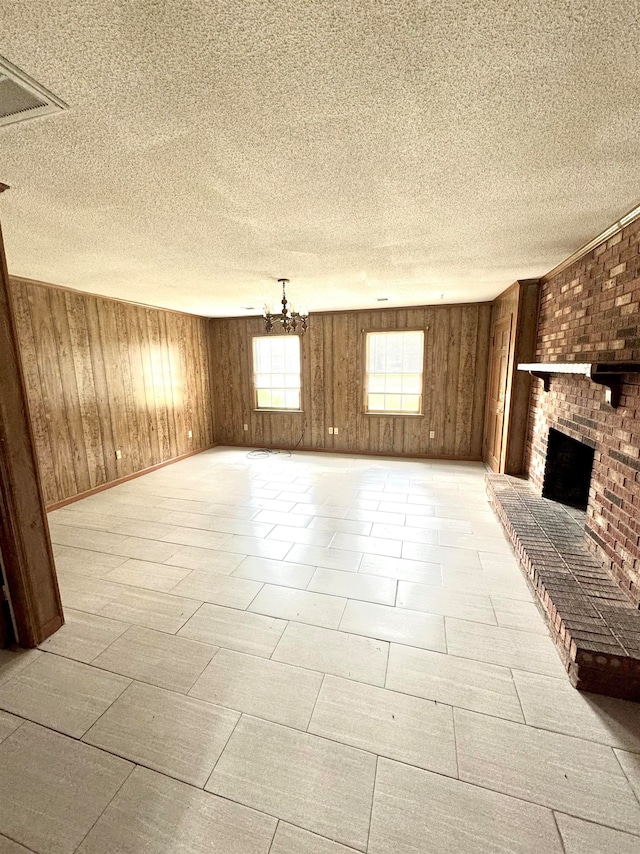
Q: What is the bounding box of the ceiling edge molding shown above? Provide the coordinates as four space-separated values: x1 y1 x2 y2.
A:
541 201 640 283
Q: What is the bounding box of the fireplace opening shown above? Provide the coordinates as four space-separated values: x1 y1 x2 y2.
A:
542 428 595 511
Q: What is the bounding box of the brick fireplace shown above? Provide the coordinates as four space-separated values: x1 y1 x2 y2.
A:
526 218 640 607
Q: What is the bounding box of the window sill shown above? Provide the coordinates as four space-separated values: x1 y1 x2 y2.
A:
364 412 425 417
253 409 304 414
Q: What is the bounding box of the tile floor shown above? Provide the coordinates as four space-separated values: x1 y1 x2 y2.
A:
1 447 639 853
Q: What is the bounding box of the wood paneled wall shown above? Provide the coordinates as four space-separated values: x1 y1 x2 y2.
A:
9 278 214 507
211 303 491 459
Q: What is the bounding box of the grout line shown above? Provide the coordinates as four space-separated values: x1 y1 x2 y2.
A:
365 755 379 853
613 747 640 809
306 673 326 733
71 760 136 852
267 819 281 853
450 706 460 780
551 811 568 854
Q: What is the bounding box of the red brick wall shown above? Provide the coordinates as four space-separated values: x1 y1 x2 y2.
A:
525 218 640 606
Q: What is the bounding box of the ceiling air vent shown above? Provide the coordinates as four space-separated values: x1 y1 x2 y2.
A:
0 54 67 128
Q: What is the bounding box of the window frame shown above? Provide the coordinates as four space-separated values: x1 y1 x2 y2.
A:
251 333 304 413
362 328 427 416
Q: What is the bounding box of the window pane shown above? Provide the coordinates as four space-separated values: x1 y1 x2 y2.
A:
400 394 420 412
253 336 302 410
256 389 272 408
365 331 424 413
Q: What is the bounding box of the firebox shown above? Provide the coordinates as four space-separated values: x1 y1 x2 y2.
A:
542 428 595 511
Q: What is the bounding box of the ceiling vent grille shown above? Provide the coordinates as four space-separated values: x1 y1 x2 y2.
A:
0 54 67 128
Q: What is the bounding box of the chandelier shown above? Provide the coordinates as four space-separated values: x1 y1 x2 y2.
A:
263 278 309 334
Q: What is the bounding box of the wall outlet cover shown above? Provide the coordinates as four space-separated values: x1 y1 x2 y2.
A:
115 449 122 459
187 430 193 438
429 431 435 439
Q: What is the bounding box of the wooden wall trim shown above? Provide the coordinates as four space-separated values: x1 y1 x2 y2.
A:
0 197 63 646
211 304 491 459
9 275 208 320
48 444 219 511
10 278 215 507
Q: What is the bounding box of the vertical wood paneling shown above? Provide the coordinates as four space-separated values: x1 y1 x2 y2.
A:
211 302 491 459
9 278 214 507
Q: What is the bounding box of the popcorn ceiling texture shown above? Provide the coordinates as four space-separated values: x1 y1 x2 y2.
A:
0 1 639 316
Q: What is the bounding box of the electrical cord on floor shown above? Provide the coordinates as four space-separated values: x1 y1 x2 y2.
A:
246 422 306 459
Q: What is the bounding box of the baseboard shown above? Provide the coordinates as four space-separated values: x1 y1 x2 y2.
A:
216 442 482 463
47 444 219 511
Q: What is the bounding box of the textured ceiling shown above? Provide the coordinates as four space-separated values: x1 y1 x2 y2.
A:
0 1 639 317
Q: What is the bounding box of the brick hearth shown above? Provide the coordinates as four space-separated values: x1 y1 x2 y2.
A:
487 473 640 700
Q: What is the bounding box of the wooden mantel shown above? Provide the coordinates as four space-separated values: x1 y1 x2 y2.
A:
518 362 640 407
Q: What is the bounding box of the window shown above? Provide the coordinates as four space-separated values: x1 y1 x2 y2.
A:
365 330 424 414
252 335 302 410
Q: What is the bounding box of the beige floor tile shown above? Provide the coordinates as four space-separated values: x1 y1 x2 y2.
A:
405 514 472 532
491 596 547 633
253 509 312 527
308 568 397 606
0 722 132 854
92 625 218 692
56 571 121 613
270 823 361 854
190 648 322 729
446 617 564 677
78 766 276 854
513 670 640 751
308 516 373 536
359 553 442 585
243 497 296 513
291 504 350 519
268 525 335 546
38 609 130 663
249 585 347 629
346 508 405 525
0 710 22 743
164 544 242 573
438 530 513 554
397 581 496 623
161 498 258 520
206 716 375 851
273 622 388 686
401 542 482 567
103 558 190 592
0 833 33 853
385 644 524 722
232 556 316 589
370 523 439 545
0 649 42 687
110 518 182 540
218 535 292 560
455 708 640 833
179 602 287 656
615 749 640 800
368 758 563 854
0 652 129 738
339 600 446 653
161 527 236 552
98 585 202 633
52 544 128 578
309 675 456 776
331 532 401 557
165 511 274 538
107 536 182 563
287 544 363 572
169 571 262 609
48 523 129 553
442 566 533 601
555 813 640 854
83 681 239 787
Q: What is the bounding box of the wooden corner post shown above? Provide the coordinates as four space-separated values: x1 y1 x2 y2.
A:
0 183 63 645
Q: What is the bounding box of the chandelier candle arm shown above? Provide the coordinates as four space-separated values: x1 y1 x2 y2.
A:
262 278 309 334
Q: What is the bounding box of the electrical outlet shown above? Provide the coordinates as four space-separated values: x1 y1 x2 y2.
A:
115 449 122 460
187 429 193 438
429 430 435 439
328 427 334 434
334 427 339 435
243 423 248 431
